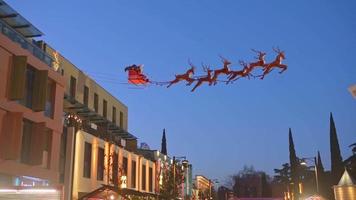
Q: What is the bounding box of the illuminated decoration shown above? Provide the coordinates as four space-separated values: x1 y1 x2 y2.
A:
333 169 356 200
124 64 149 85
52 51 60 72
120 175 127 189
348 84 356 99
64 113 83 128
124 48 287 92
0 188 58 194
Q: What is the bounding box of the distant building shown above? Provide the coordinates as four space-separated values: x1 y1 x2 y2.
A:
195 175 213 199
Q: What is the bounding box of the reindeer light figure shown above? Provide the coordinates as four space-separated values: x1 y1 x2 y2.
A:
211 56 232 85
249 49 266 69
260 47 287 79
167 60 196 88
191 64 214 92
226 60 252 84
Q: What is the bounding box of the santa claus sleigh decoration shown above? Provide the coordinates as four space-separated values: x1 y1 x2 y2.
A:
124 48 288 92
124 64 150 85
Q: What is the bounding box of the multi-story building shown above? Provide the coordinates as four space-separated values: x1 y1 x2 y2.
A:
38 43 158 199
0 1 193 200
0 1 65 199
195 175 213 200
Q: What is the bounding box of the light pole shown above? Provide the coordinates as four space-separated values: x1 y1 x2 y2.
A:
300 157 319 194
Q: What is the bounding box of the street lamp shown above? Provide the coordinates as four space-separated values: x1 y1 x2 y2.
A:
300 157 319 194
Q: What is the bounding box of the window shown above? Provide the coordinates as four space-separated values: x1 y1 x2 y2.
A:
83 86 89 106
123 157 128 175
20 119 33 164
112 153 118 185
94 93 98 112
44 79 55 118
43 128 52 169
149 167 153 192
103 99 107 118
83 142 92 178
119 111 124 128
112 106 116 124
131 160 136 188
19 66 36 109
142 164 146 190
97 147 104 181
69 76 76 98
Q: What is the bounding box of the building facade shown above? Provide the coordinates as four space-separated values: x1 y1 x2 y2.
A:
0 1 194 200
0 1 65 199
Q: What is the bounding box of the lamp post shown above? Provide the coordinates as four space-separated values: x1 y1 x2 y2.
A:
300 157 319 194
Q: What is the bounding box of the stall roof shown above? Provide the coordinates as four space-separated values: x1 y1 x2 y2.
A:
0 0 43 37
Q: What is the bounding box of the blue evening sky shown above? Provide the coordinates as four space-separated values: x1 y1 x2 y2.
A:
10 0 356 183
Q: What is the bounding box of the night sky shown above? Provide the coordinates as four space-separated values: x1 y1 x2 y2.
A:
10 0 356 184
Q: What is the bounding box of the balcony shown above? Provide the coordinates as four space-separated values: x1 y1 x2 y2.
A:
0 0 55 70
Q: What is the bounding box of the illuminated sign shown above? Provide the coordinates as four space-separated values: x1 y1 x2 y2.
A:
52 51 60 71
120 175 127 189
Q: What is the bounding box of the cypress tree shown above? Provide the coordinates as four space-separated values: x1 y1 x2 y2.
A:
316 151 325 196
161 128 167 155
330 112 344 185
289 128 299 200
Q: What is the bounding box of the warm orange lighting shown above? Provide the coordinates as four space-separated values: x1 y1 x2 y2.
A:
52 51 60 71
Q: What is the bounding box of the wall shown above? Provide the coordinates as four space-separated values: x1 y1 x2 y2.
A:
43 43 128 131
72 130 155 199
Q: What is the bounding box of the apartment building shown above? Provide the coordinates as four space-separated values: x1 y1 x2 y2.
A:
38 36 156 200
0 1 65 199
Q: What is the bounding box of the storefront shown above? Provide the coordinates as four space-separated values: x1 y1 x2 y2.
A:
0 174 62 200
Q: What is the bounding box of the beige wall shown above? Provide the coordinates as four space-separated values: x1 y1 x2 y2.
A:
72 130 155 199
43 43 128 131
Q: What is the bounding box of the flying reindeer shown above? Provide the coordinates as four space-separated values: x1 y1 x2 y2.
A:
191 64 214 92
211 56 232 85
249 49 267 69
226 61 252 84
259 47 287 80
167 60 196 88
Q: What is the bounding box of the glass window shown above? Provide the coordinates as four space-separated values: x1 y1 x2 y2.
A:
83 142 92 178
94 93 98 112
97 147 104 181
43 128 52 169
103 99 107 118
69 76 76 98
45 79 55 118
131 160 136 188
112 153 118 185
149 167 153 192
123 157 128 175
83 86 89 106
112 106 116 124
19 65 36 109
142 164 146 190
20 119 33 164
119 111 124 128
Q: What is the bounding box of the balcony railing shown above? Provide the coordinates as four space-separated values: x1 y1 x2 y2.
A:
0 19 55 70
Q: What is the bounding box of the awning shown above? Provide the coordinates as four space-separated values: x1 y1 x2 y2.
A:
0 0 43 37
79 184 157 200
